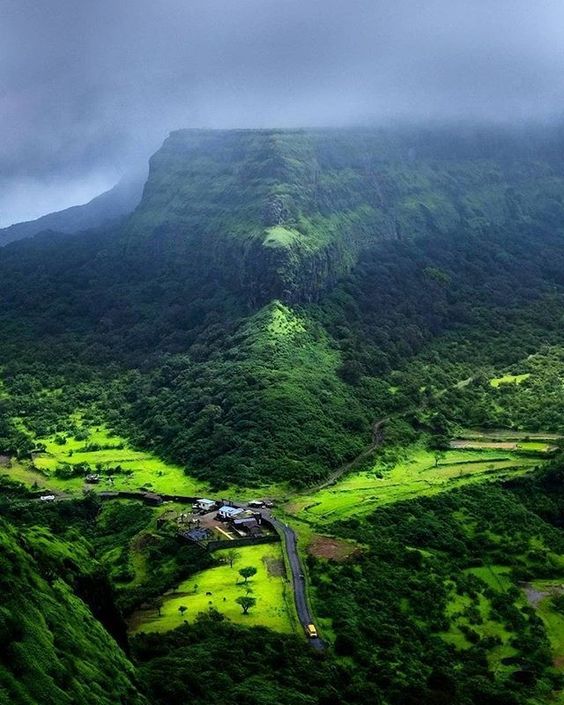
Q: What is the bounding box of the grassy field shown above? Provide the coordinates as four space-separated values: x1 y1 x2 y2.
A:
2 422 286 500
451 428 561 453
458 428 563 441
440 575 519 673
526 580 564 668
284 448 541 525
129 543 295 635
450 439 556 452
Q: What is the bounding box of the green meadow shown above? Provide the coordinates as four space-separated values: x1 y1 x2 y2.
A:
285 447 541 525
440 577 519 673
130 543 295 635
3 421 285 500
528 581 564 668
459 429 563 441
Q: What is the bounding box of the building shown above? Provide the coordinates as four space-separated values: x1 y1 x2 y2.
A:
179 528 211 544
232 517 260 534
217 505 244 521
193 498 217 513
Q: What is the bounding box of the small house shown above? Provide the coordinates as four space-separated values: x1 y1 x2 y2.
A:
193 498 217 513
217 505 244 521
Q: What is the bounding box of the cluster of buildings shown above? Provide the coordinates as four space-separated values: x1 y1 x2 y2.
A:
193 498 265 536
158 497 276 546
217 504 263 536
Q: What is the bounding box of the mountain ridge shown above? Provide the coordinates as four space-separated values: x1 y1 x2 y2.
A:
0 175 145 247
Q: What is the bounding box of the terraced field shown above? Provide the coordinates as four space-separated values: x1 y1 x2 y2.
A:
285 447 543 525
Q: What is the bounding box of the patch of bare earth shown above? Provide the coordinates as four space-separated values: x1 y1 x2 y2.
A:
450 440 518 450
308 535 361 562
523 582 564 608
0 455 10 467
263 556 285 577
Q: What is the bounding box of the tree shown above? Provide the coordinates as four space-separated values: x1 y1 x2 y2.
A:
152 598 163 616
235 596 256 615
225 548 240 568
238 566 257 584
434 451 446 468
178 605 188 620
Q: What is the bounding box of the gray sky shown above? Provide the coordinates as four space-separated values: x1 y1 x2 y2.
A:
1 0 564 226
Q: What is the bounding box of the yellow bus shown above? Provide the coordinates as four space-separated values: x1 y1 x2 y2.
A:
305 623 318 638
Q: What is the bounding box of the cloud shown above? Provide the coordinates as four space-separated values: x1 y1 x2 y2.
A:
1 0 564 225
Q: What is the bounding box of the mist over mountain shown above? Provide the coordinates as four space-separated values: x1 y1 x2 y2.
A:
3 0 564 224
0 174 145 246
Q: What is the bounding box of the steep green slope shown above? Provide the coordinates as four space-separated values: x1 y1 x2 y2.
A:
124 126 564 304
0 516 144 705
126 301 368 486
1 124 564 703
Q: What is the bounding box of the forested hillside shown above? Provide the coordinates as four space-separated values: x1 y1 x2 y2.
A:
0 490 144 704
1 127 564 484
0 175 144 247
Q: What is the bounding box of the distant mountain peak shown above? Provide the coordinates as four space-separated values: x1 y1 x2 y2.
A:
0 174 145 247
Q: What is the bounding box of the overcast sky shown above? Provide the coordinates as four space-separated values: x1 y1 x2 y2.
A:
1 0 564 226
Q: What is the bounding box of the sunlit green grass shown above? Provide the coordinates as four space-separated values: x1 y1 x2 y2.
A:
3 422 286 500
459 428 563 441
529 581 564 667
263 226 302 249
490 373 530 387
286 448 540 524
465 565 512 592
440 588 518 672
451 439 555 452
129 543 294 634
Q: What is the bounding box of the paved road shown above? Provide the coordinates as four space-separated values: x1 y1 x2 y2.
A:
265 512 325 650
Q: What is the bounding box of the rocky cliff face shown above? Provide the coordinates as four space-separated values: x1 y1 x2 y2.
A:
124 127 564 304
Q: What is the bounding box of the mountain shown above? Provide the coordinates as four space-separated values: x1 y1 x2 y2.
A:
124 126 564 304
1 125 564 487
0 174 145 247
